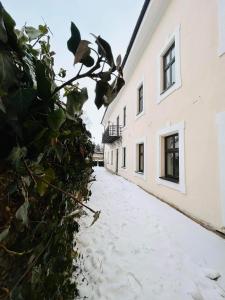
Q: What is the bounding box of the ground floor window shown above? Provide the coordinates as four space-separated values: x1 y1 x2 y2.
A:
111 150 113 165
138 143 144 173
156 122 185 193
164 134 179 182
122 147 126 168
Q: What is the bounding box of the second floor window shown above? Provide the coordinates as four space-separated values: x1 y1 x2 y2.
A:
163 43 175 91
137 84 143 114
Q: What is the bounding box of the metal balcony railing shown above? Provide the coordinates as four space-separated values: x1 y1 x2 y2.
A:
102 125 122 144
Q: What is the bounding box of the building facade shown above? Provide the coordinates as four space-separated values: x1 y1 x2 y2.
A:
101 0 225 233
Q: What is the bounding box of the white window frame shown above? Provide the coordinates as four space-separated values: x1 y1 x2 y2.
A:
134 137 146 180
218 0 225 56
156 122 185 193
121 146 127 169
135 79 145 119
157 25 182 104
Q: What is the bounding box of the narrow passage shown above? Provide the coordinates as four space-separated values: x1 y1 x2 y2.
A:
76 168 225 300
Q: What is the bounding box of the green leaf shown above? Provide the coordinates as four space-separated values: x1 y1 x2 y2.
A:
48 108 66 131
7 88 36 118
36 168 55 196
0 96 6 113
35 61 52 100
66 88 88 116
0 51 18 92
94 80 109 109
74 40 90 64
81 55 95 67
116 54 122 67
2 4 19 52
92 34 115 67
38 24 48 35
16 200 29 226
58 68 66 78
9 146 27 165
0 227 9 242
90 210 101 226
25 26 41 41
0 2 7 43
67 22 81 55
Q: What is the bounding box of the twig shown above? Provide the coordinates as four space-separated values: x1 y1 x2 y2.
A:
0 243 25 256
52 56 102 97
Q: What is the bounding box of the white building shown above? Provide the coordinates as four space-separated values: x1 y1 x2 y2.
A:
101 0 225 233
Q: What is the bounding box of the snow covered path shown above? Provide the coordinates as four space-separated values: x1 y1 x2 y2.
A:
76 168 225 300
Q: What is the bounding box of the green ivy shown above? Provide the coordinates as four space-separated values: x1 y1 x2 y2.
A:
0 2 124 299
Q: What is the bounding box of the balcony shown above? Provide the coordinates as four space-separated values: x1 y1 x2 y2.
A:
102 125 122 144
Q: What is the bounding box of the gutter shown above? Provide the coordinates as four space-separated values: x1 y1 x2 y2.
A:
101 0 151 125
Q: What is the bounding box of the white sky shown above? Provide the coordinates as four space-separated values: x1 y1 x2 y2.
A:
4 0 144 144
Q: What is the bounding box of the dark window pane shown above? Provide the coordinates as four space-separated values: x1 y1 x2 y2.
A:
166 136 174 149
165 69 171 88
174 152 179 178
171 62 175 84
174 135 179 148
166 153 174 177
171 46 175 59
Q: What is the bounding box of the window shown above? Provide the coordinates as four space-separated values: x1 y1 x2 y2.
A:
156 122 185 193
138 143 144 173
111 150 113 165
164 134 179 182
163 43 175 91
137 84 143 114
157 25 181 103
122 147 126 168
123 106 126 127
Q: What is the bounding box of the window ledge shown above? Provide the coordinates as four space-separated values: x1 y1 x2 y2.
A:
135 111 145 120
159 176 179 183
160 82 175 95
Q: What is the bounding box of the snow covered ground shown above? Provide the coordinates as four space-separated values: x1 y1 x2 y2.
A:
76 167 225 300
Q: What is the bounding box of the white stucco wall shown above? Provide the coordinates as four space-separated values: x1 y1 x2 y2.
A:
103 0 225 231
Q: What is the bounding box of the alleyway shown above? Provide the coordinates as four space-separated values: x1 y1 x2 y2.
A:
77 168 225 300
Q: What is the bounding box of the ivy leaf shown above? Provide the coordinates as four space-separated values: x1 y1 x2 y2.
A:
74 40 90 64
36 168 55 196
0 227 9 242
0 96 6 113
67 22 81 56
116 54 121 67
38 24 48 35
16 200 29 226
9 146 27 166
25 26 41 41
7 88 36 118
92 34 115 67
81 55 95 67
66 88 88 116
0 51 18 92
90 210 101 226
48 108 66 131
35 61 52 101
58 68 66 78
0 2 7 43
94 80 109 109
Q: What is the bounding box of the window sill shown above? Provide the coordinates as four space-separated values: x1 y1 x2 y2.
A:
135 171 144 175
160 82 175 95
159 176 179 184
157 79 181 104
135 111 145 120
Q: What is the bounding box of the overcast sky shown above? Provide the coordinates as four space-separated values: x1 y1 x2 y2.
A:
4 0 144 144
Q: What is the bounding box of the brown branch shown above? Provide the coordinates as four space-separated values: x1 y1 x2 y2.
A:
38 177 96 214
0 243 25 256
52 56 102 97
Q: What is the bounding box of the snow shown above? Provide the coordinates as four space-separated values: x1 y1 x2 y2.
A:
76 167 225 300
